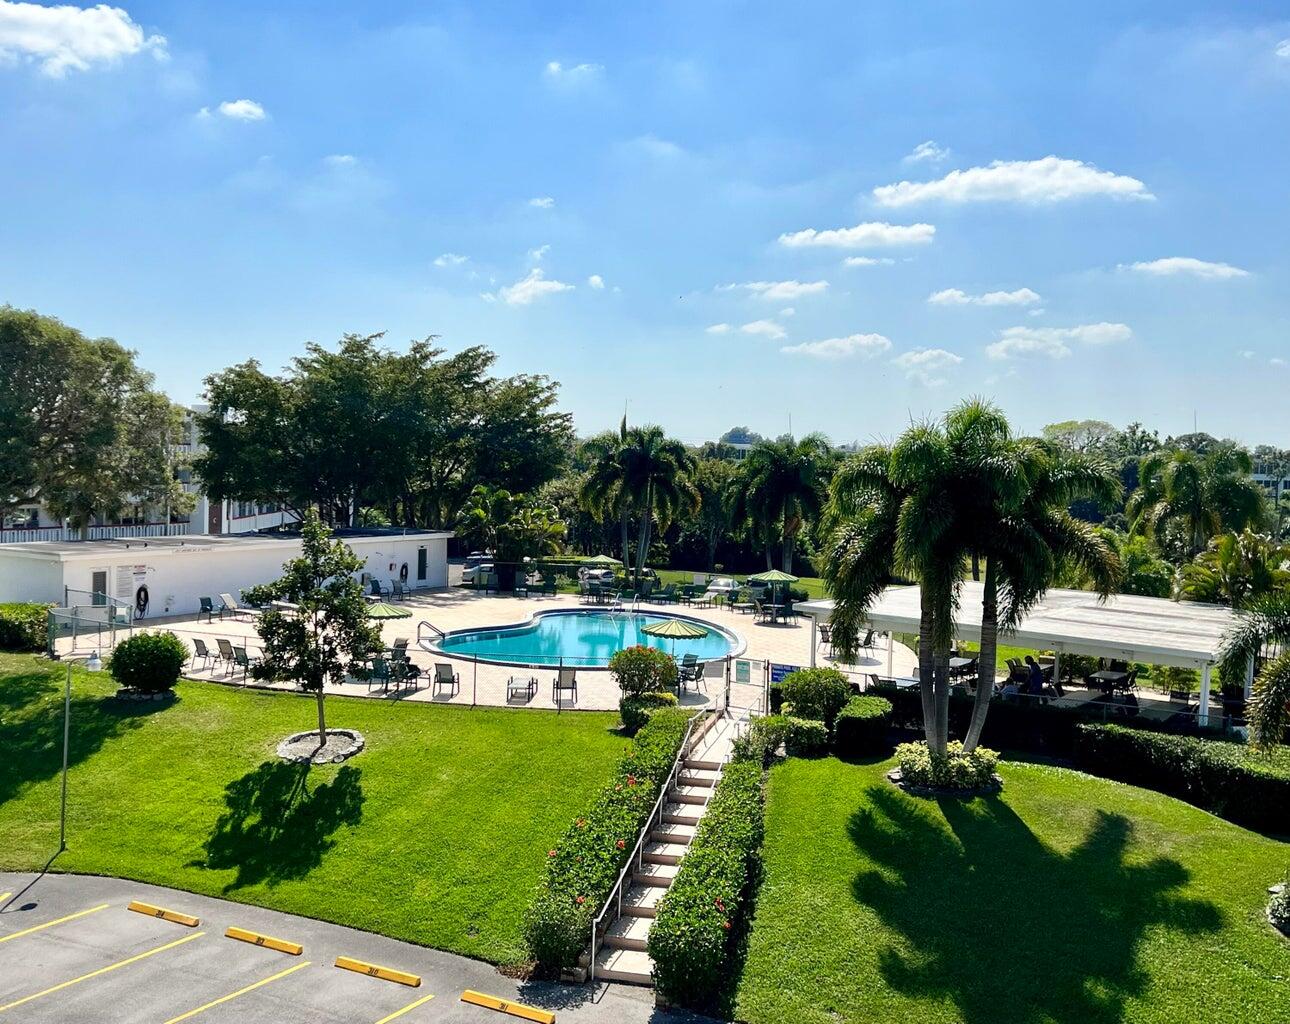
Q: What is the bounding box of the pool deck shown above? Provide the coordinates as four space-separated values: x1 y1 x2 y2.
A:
53 587 917 713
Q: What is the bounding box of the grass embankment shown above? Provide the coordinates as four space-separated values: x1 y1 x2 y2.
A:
0 653 625 964
737 756 1290 1024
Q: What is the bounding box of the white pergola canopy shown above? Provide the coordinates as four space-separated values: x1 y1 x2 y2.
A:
797 583 1247 724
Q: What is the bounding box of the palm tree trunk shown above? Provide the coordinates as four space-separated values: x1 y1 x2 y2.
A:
620 507 631 571
933 592 951 754
765 542 774 571
634 484 653 587
971 553 980 582
963 559 998 752
781 532 794 574
918 586 940 753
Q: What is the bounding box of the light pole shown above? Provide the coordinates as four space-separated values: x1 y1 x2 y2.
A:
60 650 102 852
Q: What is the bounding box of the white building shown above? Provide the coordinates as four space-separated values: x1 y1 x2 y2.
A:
0 528 451 618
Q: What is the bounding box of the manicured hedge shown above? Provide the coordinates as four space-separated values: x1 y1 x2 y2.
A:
779 667 851 730
732 715 828 766
834 695 893 757
1073 723 1290 834
108 631 188 692
619 691 679 735
649 758 764 1008
523 707 694 973
0 602 48 652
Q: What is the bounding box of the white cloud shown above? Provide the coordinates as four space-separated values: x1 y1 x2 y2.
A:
1120 256 1250 279
779 307 795 318
544 60 603 82
892 348 963 387
842 256 896 267
587 274 604 290
725 279 829 301
529 196 555 209
781 333 893 360
0 0 166 76
986 322 1133 360
626 133 685 160
1028 308 1045 317
706 323 732 335
1277 39 1290 58
904 140 950 164
778 221 935 249
928 287 1042 307
1272 357 1288 367
873 156 1153 206
492 267 574 306
433 252 468 268
740 319 787 340
323 154 356 167
200 98 266 121
527 244 550 262
1240 350 1255 359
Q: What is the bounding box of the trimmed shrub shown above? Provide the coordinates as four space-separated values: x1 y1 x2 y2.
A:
609 644 678 698
785 717 828 756
767 681 783 714
524 707 693 973
895 740 999 791
731 714 826 766
107 632 188 692
834 695 893 757
1073 723 1290 834
650 759 764 1009
779 667 851 730
619 691 679 735
0 602 49 652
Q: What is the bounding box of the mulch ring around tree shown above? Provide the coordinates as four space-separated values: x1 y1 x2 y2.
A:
277 729 365 764
886 767 1003 799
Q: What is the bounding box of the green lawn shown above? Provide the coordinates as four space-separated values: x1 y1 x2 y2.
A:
654 568 829 599
0 653 625 964
737 756 1290 1024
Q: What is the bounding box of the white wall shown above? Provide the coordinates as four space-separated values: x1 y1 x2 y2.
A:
0 552 63 604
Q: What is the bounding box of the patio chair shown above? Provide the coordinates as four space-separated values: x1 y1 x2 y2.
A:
368 578 385 598
368 656 393 692
655 584 678 605
678 658 706 692
753 599 772 623
433 662 460 697
215 638 237 675
191 637 212 671
859 628 876 649
390 580 406 601
391 637 409 659
483 571 499 595
198 596 216 623
553 666 578 705
232 646 258 679
219 593 249 620
394 657 422 690
730 590 755 615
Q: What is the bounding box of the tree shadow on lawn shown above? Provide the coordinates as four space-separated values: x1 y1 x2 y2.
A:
848 786 1223 1024
196 761 364 891
0 664 171 807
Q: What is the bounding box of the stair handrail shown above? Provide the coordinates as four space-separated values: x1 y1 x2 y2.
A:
416 619 445 646
589 711 702 982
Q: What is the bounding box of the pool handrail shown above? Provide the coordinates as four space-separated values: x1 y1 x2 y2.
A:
416 620 445 646
589 710 706 982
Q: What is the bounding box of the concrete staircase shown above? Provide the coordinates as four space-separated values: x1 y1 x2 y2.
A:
589 715 737 986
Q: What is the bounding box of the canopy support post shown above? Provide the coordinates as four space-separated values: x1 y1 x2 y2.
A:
809 617 817 668
1198 664 1211 727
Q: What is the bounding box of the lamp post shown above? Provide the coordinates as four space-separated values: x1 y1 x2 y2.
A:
60 650 101 852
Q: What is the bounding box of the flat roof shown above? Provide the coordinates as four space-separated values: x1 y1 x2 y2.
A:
0 528 453 562
798 582 1238 668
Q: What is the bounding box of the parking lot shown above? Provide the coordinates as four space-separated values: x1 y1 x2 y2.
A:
0 873 678 1024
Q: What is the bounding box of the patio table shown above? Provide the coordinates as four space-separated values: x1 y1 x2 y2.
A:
949 656 974 676
1089 669 1129 693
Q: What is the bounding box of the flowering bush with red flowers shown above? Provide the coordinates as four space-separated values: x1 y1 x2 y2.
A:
648 758 765 1009
524 706 694 973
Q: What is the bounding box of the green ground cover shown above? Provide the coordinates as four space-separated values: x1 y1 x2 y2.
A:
0 653 626 964
737 756 1290 1024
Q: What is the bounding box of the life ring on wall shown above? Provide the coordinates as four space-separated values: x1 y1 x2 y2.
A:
400 563 409 583
135 584 150 618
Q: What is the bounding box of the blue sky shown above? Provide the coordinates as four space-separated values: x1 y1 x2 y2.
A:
1 2 1288 446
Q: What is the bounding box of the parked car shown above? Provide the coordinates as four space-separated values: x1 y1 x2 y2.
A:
461 551 494 585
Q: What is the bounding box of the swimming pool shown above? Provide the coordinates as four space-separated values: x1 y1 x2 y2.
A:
432 610 743 668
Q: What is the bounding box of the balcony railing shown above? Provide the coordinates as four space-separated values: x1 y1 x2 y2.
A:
0 522 198 544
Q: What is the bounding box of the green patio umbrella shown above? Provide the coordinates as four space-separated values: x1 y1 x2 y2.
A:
747 569 800 607
641 616 709 655
584 554 623 566
366 601 411 620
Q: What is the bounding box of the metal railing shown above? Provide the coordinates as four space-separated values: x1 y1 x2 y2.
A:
589 712 706 982
416 620 445 645
1 522 196 544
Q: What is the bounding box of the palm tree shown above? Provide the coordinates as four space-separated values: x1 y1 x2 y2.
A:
578 421 633 569
1218 594 1290 751
1127 446 1269 560
732 434 832 573
456 484 566 589
822 425 965 755
617 425 698 587
1180 530 1290 609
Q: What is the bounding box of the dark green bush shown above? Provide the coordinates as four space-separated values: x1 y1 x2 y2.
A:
0 602 49 651
732 714 827 765
767 680 783 714
1073 723 1290 834
779 667 851 730
619 691 679 735
650 759 764 1009
834 695 893 757
609 644 678 697
896 740 999 790
523 707 694 973
107 631 188 692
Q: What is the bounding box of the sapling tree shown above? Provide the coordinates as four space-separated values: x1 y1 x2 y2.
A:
243 510 383 742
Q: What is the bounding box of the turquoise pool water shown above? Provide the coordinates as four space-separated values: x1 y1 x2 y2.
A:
435 610 740 667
